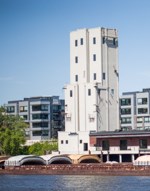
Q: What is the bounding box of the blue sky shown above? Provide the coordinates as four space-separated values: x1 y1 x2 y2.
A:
1 0 150 105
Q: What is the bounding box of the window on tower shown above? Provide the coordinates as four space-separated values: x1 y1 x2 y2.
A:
113 38 116 46
75 75 78 82
93 54 96 61
75 40 78 47
70 90 73 97
93 37 96 44
103 73 105 80
94 73 96 80
88 89 91 96
102 37 105 44
80 38 83 45
75 56 78 63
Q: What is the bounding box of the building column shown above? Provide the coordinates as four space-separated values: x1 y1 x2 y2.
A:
119 154 122 163
101 151 103 163
107 151 110 161
132 154 135 162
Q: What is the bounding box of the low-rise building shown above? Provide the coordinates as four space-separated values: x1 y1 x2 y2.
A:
90 130 150 162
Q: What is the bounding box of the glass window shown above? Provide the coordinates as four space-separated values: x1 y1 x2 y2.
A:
121 117 131 124
111 89 114 95
102 140 109 150
32 114 48 120
93 37 96 44
20 106 28 112
88 89 91 96
120 98 131 106
102 37 105 44
41 105 48 111
75 75 78 82
137 117 143 123
138 108 148 114
70 90 73 97
103 73 105 80
32 122 48 128
80 140 82 144
32 105 48 111
66 140 68 144
83 143 88 151
113 38 116 45
94 73 96 80
32 131 42 136
93 54 96 61
75 40 78 47
121 108 131 115
137 98 147 105
139 139 147 149
75 56 78 63
80 38 83 45
61 140 63 144
7 106 15 113
144 117 150 123
120 140 127 150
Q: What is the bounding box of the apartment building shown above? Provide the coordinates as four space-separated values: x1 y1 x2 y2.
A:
59 27 119 154
5 96 65 143
120 88 150 130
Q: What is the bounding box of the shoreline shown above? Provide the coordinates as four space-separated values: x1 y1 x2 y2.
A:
1 163 150 176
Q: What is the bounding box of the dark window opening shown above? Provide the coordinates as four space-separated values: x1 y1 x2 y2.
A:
138 108 148 114
103 73 105 80
94 73 96 80
75 56 78 63
88 89 91 96
120 98 131 106
93 54 96 61
120 140 127 150
113 38 116 45
139 139 147 149
121 108 131 115
102 37 105 44
102 140 109 150
70 90 73 97
75 75 78 82
75 40 78 47
84 143 88 151
93 37 96 44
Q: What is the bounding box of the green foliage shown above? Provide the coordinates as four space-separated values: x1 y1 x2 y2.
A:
0 106 27 155
28 141 58 156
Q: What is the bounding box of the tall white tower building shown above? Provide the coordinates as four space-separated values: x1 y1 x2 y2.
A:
59 27 119 154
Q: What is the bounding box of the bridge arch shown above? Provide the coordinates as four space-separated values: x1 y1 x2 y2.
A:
78 155 100 164
48 156 72 164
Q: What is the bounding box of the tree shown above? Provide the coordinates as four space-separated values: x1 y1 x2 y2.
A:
28 141 58 155
0 106 27 155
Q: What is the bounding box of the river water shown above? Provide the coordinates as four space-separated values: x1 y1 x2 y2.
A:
0 175 150 191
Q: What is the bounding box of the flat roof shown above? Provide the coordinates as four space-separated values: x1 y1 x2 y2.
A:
90 130 150 138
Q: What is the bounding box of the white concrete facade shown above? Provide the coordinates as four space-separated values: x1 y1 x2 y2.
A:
59 27 119 154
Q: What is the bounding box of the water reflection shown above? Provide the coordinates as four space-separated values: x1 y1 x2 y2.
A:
0 175 149 191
